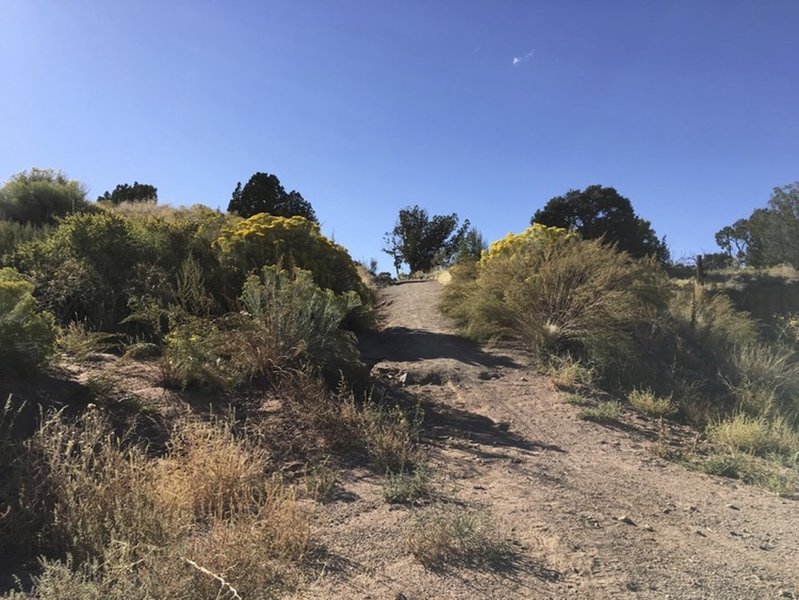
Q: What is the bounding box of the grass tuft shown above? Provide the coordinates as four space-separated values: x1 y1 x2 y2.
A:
382 464 432 504
708 414 799 457
577 401 622 423
627 389 677 418
406 506 514 571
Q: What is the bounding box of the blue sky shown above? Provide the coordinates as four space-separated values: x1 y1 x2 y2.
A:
2 1 797 270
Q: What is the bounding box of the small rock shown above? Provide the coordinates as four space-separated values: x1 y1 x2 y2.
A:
778 589 794 598
759 542 774 551
519 376 528 382
662 507 672 514
617 515 637 526
726 503 740 510
510 457 523 464
694 529 707 537
642 525 655 532
473 485 487 490
398 372 408 385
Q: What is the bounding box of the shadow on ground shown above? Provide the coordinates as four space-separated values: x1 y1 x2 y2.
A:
359 327 519 369
423 399 565 455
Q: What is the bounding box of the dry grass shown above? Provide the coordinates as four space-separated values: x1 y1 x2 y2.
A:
1 408 310 598
407 505 514 571
720 343 799 424
276 372 423 472
156 417 272 520
628 389 677 418
547 355 595 391
708 414 799 457
382 464 432 504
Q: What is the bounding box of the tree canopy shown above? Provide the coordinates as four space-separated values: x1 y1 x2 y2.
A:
715 182 799 268
383 205 469 274
98 182 158 204
531 185 669 263
227 172 317 222
0 168 91 225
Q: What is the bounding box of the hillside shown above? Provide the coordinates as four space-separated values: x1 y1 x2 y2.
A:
2 279 797 599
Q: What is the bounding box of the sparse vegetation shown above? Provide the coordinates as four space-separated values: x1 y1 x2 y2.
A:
696 451 798 498
407 506 513 570
577 401 622 423
708 414 799 457
628 389 677 418
303 457 340 503
565 394 593 406
547 355 596 390
382 464 432 504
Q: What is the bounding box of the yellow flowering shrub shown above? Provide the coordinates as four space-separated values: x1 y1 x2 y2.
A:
480 223 578 266
216 213 370 305
442 224 669 377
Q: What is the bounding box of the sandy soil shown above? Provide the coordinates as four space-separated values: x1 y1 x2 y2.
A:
305 279 799 599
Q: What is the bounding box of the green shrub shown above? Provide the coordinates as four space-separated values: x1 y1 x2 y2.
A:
160 315 244 390
57 321 115 361
0 168 93 225
11 208 227 333
0 220 52 258
237 265 363 384
10 212 143 329
0 267 56 373
697 451 798 498
442 224 670 380
161 266 365 391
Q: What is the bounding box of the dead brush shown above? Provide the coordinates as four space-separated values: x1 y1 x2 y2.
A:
1 409 311 599
545 354 595 391
156 416 273 520
275 371 424 472
5 407 186 562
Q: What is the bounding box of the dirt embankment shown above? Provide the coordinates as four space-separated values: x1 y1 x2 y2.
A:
308 279 798 599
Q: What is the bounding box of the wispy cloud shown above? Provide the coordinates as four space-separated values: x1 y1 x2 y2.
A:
512 50 535 65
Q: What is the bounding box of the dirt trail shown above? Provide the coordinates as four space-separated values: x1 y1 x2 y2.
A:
308 280 799 599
